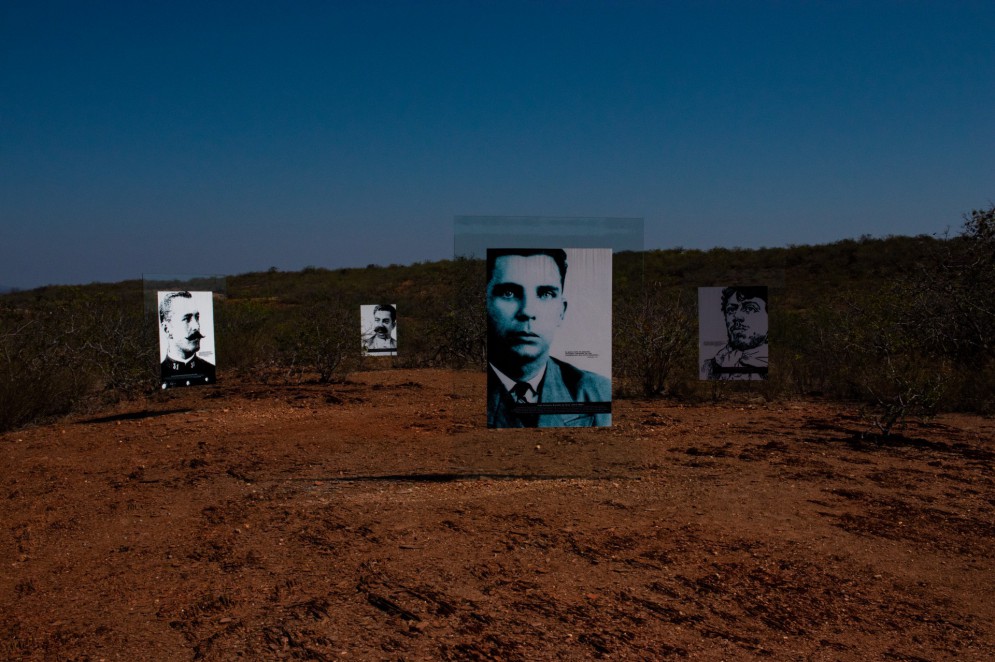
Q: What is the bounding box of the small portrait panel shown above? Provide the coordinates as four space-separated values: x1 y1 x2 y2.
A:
157 291 217 388
361 304 398 356
486 248 612 428
699 286 768 380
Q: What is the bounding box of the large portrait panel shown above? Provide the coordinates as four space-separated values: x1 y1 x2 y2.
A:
486 248 612 428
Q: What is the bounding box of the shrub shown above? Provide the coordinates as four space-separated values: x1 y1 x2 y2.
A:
277 301 355 383
614 284 697 397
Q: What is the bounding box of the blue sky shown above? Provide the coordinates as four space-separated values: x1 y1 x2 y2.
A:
2 1 992 288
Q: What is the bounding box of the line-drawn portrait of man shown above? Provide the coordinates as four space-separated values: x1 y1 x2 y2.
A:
699 286 768 380
158 290 216 388
361 304 398 356
486 248 612 428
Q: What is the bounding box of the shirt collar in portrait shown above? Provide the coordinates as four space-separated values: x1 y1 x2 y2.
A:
369 335 394 347
165 354 198 367
490 362 546 401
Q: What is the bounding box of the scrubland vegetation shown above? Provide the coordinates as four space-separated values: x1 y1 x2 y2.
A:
2 207 992 433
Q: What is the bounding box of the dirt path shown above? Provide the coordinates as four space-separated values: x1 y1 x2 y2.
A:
2 369 993 659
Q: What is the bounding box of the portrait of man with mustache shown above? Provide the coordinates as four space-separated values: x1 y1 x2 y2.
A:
361 304 398 356
699 286 769 381
158 290 216 388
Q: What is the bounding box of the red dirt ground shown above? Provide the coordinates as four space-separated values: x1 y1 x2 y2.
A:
2 369 993 660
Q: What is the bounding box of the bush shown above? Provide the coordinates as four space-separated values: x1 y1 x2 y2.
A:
810 282 952 436
426 257 486 370
614 284 696 397
277 301 355 383
0 296 152 432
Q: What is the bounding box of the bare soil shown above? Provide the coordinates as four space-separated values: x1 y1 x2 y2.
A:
2 369 994 660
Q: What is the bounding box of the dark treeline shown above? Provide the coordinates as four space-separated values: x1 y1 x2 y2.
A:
3 208 993 433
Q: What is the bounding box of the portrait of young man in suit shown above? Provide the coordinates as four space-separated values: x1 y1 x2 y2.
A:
486 248 611 428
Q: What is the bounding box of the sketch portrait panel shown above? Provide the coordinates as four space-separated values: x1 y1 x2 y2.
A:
699 286 768 381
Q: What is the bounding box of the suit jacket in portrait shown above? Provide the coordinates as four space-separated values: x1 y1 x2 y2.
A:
488 356 611 428
161 355 216 387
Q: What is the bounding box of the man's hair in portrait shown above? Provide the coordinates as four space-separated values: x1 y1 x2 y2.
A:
159 291 194 323
373 304 396 323
486 249 568 288
720 286 768 311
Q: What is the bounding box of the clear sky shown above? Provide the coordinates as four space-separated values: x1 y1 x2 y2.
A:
2 1 992 289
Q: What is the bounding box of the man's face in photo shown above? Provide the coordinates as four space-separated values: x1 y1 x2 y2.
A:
487 254 566 365
164 296 204 359
723 294 767 350
373 310 395 339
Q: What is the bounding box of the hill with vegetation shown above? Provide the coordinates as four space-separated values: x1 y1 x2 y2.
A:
3 208 992 433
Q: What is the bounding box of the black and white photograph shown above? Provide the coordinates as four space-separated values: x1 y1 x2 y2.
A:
486 248 612 428
361 304 398 356
699 286 769 381
157 290 217 388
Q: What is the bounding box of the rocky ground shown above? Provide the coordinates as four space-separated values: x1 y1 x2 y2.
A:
2 369 993 660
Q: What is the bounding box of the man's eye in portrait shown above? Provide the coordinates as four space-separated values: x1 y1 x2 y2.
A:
494 285 522 299
537 286 559 299
742 303 759 313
